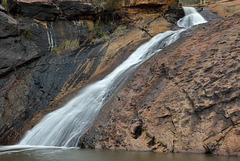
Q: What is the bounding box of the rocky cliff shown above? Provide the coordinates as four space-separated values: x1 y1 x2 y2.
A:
0 0 180 144
1 0 239 157
79 2 240 156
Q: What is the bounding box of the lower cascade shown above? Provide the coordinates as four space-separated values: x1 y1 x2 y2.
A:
18 7 207 147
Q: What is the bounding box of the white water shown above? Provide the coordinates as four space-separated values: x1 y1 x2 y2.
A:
18 7 207 147
46 22 56 52
178 7 207 28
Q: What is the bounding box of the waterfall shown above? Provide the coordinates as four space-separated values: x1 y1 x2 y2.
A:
177 7 207 28
18 7 207 147
46 22 56 52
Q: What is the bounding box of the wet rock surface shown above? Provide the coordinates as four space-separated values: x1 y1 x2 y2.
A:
79 13 240 156
0 4 164 143
0 0 180 144
0 12 91 77
2 0 240 157
0 42 109 144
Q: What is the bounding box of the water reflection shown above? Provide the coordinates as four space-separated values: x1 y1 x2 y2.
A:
0 146 239 161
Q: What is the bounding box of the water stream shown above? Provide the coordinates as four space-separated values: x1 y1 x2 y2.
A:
1 6 238 161
17 7 207 147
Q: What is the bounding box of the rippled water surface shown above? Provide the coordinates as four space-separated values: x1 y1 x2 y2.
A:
0 146 239 161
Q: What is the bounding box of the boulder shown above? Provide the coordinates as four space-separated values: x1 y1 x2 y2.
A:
0 11 18 38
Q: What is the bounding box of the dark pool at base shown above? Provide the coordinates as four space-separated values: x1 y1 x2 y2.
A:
0 146 239 161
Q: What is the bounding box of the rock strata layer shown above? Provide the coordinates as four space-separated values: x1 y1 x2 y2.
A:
9 0 95 20
1 0 179 143
79 13 240 156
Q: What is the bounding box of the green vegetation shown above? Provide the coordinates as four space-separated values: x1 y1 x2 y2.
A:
53 39 79 51
92 0 119 12
23 27 32 39
84 0 121 43
85 17 113 43
1 0 9 12
87 23 94 31
95 17 105 37
104 0 119 12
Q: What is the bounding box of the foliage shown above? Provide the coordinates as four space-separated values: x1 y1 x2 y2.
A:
87 22 94 31
92 0 101 6
104 0 119 12
23 27 32 39
84 17 109 43
53 39 79 51
1 0 9 12
95 17 104 37
92 0 119 12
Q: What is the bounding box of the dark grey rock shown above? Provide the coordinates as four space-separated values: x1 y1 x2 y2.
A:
0 11 18 38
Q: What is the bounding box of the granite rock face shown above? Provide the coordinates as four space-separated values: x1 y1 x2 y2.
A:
9 0 95 20
79 13 240 156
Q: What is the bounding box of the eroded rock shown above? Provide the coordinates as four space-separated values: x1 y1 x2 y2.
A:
0 11 18 37
9 0 95 20
79 13 240 156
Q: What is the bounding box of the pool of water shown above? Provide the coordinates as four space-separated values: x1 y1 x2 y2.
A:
0 146 239 161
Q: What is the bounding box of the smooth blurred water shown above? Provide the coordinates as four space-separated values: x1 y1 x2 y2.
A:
17 7 207 148
18 7 207 148
0 146 239 161
0 6 237 161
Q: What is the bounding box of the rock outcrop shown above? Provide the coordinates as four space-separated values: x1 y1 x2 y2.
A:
79 12 240 156
9 0 95 20
0 0 180 144
120 0 178 8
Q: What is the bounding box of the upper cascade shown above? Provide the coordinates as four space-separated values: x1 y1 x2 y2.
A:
177 7 207 28
18 7 207 147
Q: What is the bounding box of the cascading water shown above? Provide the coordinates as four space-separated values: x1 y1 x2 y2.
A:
178 7 207 28
46 22 56 52
18 7 207 147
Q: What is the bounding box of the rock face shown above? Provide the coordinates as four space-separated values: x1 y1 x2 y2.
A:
79 13 240 156
9 0 95 20
1 0 240 157
0 0 179 143
0 11 92 77
120 0 178 8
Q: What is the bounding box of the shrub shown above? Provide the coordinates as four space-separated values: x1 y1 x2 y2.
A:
104 0 119 12
1 0 9 12
92 0 119 12
53 39 79 51
24 27 32 39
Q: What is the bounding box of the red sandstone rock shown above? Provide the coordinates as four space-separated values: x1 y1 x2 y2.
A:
79 13 240 156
